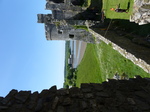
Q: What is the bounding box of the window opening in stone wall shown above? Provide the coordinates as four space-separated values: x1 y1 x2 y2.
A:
69 34 74 38
58 30 63 34
71 0 84 6
49 0 64 3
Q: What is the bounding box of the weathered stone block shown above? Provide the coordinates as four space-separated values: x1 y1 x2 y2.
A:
57 106 65 112
57 89 69 96
69 87 83 98
81 83 92 93
62 97 72 106
81 101 88 109
20 108 33 112
127 98 136 105
89 99 97 108
104 98 115 107
92 83 103 92
0 106 8 110
30 91 39 101
27 101 37 110
52 96 59 109
2 89 18 104
96 97 105 105
40 89 49 97
85 93 94 99
0 97 4 105
35 98 43 111
14 91 31 103
66 101 80 112
96 92 109 97
12 104 23 109
134 98 150 110
49 86 57 93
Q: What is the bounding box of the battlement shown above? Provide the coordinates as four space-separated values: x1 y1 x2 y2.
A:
46 2 84 11
37 14 53 24
37 14 45 23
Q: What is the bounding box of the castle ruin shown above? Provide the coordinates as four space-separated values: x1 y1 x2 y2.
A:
37 0 101 43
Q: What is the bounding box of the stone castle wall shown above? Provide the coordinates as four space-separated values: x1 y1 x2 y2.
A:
0 76 150 112
46 2 85 11
130 0 150 25
37 0 102 43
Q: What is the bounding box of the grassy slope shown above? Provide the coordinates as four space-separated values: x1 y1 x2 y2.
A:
96 42 150 80
76 44 102 87
76 43 150 87
102 0 134 19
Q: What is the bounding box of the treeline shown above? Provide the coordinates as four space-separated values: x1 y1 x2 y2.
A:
63 41 77 88
64 67 77 88
64 41 71 79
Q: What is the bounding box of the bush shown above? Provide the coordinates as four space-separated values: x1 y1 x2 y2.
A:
82 0 91 8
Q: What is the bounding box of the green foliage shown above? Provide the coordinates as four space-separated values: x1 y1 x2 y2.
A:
82 0 91 8
108 42 112 47
76 42 150 87
67 73 73 79
64 41 78 87
73 25 89 31
54 22 60 27
64 68 77 87
63 82 69 89
64 41 71 78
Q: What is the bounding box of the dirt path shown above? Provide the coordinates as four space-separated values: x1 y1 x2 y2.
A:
73 41 87 68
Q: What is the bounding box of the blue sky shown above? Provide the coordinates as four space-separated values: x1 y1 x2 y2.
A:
0 0 65 97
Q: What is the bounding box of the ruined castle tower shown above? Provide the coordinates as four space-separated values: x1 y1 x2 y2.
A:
37 0 101 43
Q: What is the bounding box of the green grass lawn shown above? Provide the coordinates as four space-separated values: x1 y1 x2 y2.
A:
76 44 103 87
102 0 134 19
76 42 150 87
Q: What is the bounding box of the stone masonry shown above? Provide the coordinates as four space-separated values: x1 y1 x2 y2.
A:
37 0 101 43
1 76 150 112
130 0 150 25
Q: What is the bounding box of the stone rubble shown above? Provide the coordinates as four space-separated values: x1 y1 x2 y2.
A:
130 0 150 25
0 76 150 112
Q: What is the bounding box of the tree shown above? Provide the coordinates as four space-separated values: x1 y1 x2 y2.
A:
67 74 73 80
68 80 73 85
